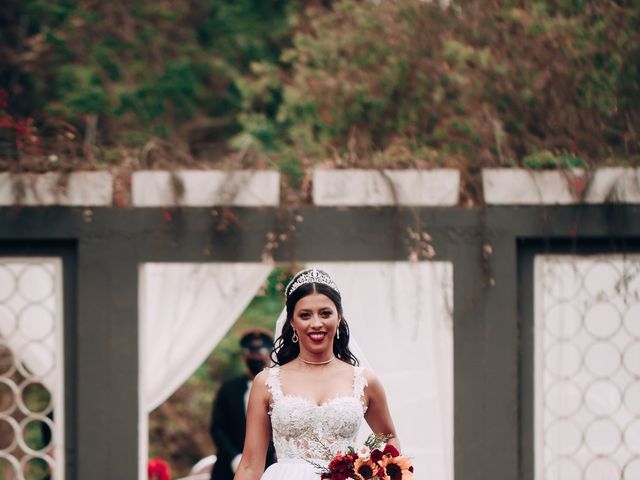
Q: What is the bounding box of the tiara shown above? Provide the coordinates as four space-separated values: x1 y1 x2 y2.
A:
286 268 340 297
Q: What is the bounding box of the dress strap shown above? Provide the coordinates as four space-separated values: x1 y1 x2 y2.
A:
265 366 283 406
352 366 368 407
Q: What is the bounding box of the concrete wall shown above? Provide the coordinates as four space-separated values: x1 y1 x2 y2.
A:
1 168 639 479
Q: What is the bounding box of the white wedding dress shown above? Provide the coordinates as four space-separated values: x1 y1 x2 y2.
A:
259 365 368 479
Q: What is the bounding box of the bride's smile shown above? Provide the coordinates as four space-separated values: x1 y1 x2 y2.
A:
291 292 340 359
308 332 326 343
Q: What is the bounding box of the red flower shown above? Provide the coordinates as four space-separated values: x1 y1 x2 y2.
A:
383 444 400 458
370 449 384 462
147 456 171 480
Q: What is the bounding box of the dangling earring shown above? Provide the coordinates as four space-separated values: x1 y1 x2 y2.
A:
292 330 299 343
336 325 340 340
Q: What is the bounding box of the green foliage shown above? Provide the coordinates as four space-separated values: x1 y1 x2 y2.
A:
236 0 639 168
117 58 211 125
52 65 109 115
197 0 294 67
1 0 294 158
24 0 76 26
1 0 637 170
276 150 306 187
523 150 587 169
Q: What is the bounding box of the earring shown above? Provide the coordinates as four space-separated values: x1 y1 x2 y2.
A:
336 325 340 339
292 330 299 343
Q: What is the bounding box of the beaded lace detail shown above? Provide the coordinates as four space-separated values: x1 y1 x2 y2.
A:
266 366 367 461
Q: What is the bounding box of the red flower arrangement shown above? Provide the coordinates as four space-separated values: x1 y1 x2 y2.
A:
148 456 171 480
316 434 413 480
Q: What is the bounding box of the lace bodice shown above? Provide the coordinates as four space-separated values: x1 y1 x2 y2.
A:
265 365 367 462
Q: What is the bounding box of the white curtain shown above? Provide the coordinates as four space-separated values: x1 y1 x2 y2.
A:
139 262 272 412
137 261 452 480
311 262 454 480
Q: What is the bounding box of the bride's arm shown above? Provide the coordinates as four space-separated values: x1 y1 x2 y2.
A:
234 369 272 480
363 370 402 451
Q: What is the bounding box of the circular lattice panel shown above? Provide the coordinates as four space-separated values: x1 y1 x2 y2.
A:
536 255 640 480
0 259 61 479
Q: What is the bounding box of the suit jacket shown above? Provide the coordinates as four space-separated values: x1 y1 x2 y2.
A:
209 375 276 480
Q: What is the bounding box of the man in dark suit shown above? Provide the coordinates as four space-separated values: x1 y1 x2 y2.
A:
209 329 276 480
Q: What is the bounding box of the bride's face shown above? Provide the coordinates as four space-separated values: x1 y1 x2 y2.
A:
291 293 340 356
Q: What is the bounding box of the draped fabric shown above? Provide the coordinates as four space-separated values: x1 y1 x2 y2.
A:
138 261 452 480
310 262 454 480
139 263 272 412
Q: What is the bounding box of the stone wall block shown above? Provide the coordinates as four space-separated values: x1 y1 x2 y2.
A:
0 171 113 206
583 167 640 203
483 168 640 205
131 170 280 207
312 169 460 206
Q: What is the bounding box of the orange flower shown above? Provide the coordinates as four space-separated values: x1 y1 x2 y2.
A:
380 454 413 480
354 457 381 479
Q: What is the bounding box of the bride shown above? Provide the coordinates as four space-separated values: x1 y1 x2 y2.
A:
234 268 401 480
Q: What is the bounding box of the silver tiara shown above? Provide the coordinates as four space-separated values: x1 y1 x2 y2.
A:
286 268 340 297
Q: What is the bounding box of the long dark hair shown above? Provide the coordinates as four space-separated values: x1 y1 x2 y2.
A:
271 278 359 366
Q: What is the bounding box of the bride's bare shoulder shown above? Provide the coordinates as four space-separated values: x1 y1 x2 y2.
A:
253 368 271 387
361 367 383 390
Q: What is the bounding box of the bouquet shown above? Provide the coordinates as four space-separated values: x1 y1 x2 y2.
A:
315 434 414 480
